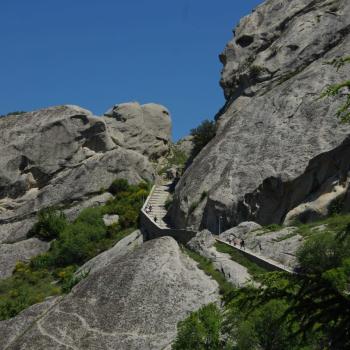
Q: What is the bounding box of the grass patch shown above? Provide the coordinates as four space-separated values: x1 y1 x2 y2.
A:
273 231 298 242
293 213 350 238
181 246 234 296
0 179 149 320
214 242 268 280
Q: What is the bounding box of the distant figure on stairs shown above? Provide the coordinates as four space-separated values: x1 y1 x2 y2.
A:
240 239 245 250
154 216 158 223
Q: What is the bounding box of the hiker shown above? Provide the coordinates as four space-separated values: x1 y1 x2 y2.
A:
154 216 157 223
240 239 245 250
149 205 153 212
258 242 262 251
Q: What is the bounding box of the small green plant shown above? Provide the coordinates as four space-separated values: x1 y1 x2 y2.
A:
321 56 350 123
215 242 268 279
28 208 67 241
200 191 208 201
108 178 130 195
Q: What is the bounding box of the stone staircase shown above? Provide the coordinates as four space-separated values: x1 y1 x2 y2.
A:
145 182 172 228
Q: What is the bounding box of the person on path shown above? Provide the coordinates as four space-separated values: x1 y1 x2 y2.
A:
258 242 262 251
240 239 245 250
154 216 157 223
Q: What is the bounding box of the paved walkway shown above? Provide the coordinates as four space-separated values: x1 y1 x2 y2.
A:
144 181 172 229
215 238 294 273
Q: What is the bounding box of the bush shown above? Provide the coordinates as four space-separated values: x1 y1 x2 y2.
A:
28 208 67 240
172 304 223 350
190 119 216 158
297 231 350 274
0 178 150 320
109 178 130 195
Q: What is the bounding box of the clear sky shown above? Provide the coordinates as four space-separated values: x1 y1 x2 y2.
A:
1 0 262 140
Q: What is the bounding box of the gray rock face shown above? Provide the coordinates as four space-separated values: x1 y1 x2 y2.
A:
1 237 219 350
171 0 350 232
0 238 50 279
220 222 303 267
188 230 252 287
174 135 194 158
104 102 172 161
0 103 166 278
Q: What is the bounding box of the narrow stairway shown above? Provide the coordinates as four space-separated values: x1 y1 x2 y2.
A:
145 181 172 228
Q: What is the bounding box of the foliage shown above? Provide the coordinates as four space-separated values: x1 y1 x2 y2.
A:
322 56 350 123
176 214 350 349
172 304 224 350
215 242 268 279
0 262 60 320
0 179 149 320
28 207 67 241
108 178 130 195
190 119 217 158
181 246 234 296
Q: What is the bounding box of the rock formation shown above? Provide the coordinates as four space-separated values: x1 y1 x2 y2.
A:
171 0 350 232
104 102 172 161
0 103 171 279
0 237 219 350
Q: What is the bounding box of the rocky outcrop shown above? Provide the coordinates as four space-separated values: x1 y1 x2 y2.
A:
0 238 50 279
104 102 172 161
0 102 171 279
171 0 350 232
220 222 303 267
174 135 194 158
0 237 219 350
188 230 252 287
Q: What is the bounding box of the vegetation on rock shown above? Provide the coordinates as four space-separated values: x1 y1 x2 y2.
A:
175 215 350 349
190 119 217 158
0 179 149 320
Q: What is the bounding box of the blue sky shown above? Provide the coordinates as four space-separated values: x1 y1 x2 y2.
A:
1 0 262 140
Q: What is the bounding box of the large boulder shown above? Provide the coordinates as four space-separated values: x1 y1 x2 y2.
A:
104 102 172 161
0 103 169 279
171 0 350 232
220 223 303 268
0 238 50 279
0 237 219 350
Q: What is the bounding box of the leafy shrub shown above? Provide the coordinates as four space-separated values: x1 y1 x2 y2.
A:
109 178 130 195
0 178 149 320
172 303 223 350
0 262 60 320
28 208 67 240
190 119 216 158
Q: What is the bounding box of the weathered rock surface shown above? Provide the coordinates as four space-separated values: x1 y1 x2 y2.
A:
1 237 219 350
171 0 350 232
104 102 172 161
77 230 143 275
0 238 50 279
0 102 171 278
220 222 303 267
188 230 252 287
174 135 194 158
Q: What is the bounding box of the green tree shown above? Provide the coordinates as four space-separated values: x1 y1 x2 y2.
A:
172 303 223 350
190 119 217 158
28 208 67 240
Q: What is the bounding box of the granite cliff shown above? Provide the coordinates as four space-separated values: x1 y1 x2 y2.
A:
171 0 350 232
0 103 171 279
